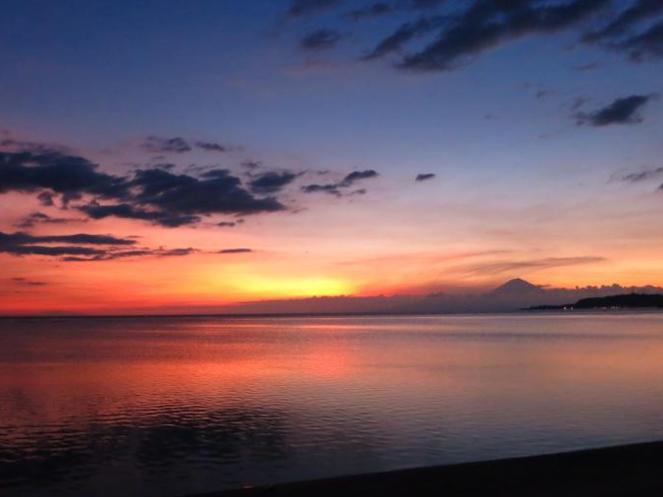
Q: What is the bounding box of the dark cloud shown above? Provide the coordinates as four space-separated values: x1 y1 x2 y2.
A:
406 0 447 9
579 0 663 61
620 20 663 61
364 16 445 59
0 150 129 199
217 219 244 228
619 167 663 182
143 137 233 154
0 146 287 227
159 248 197 257
1 231 135 246
290 0 662 71
4 245 104 257
129 168 285 220
301 183 344 196
61 250 154 262
287 0 341 17
218 248 253 254
195 141 229 152
0 231 135 258
341 169 379 185
300 29 342 50
143 136 192 154
346 0 445 20
143 137 191 154
249 171 300 194
346 2 393 20
15 211 84 229
399 0 611 71
576 94 654 126
301 169 379 196
37 191 55 206
415 173 436 182
584 0 663 42
79 202 200 227
61 247 196 262
0 230 199 262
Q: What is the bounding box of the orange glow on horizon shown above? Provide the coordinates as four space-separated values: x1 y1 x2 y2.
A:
231 275 355 299
3 208 663 315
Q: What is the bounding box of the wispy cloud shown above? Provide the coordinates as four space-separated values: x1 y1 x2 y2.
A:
455 256 606 276
287 0 342 18
10 277 48 287
345 2 392 21
287 0 663 72
218 248 253 254
300 29 342 50
0 231 197 262
143 136 192 154
302 169 379 196
617 167 663 183
15 211 86 229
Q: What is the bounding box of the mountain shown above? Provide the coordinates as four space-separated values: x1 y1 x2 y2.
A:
489 278 545 296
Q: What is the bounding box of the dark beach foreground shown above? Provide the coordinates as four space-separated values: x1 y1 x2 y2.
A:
190 441 663 497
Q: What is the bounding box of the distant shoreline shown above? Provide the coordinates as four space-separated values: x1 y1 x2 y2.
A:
527 293 663 311
187 441 663 497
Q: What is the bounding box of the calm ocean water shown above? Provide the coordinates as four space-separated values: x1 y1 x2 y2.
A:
2 313 663 497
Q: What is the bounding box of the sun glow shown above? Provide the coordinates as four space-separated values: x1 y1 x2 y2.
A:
236 276 354 299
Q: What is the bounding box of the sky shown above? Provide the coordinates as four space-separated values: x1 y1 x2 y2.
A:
1 0 663 315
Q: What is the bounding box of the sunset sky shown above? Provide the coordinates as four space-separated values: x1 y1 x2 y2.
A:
1 0 663 314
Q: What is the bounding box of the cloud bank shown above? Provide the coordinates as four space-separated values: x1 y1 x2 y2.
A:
0 149 286 228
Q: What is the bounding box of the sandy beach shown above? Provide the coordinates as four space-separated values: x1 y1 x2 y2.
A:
190 441 663 497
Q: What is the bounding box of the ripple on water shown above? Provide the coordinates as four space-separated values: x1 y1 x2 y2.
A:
2 314 663 497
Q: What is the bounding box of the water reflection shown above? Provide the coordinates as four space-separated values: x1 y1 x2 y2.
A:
1 314 663 497
1 404 289 493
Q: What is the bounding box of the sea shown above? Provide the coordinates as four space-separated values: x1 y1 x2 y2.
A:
1 313 663 497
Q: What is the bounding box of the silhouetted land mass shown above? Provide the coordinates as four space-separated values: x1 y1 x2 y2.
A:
528 293 663 311
191 441 663 497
